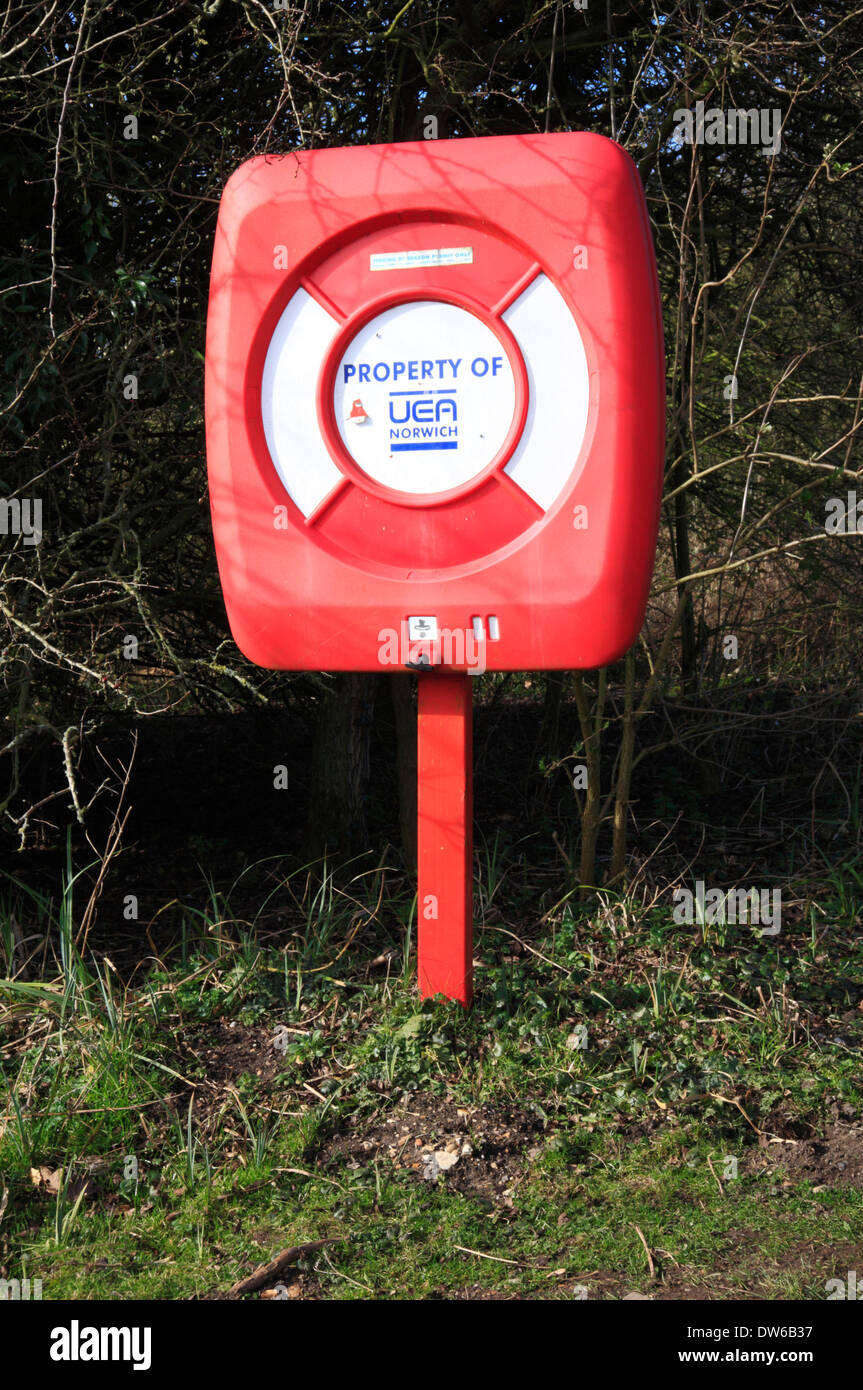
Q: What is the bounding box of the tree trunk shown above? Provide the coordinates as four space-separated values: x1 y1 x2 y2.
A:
540 671 566 755
609 646 636 885
306 674 377 862
673 482 698 697
573 669 606 899
389 673 417 873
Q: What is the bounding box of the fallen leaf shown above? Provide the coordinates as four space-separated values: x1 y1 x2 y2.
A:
435 1150 459 1171
30 1166 62 1194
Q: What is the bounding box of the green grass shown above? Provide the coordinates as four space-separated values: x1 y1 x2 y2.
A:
1 841 862 1299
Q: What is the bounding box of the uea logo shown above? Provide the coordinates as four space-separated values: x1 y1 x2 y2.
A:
340 354 506 453
331 299 518 491
389 398 457 450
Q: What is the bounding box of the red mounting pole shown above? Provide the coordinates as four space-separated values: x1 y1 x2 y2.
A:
417 672 473 1006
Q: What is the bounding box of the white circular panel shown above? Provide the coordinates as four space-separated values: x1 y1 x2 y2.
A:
333 301 516 494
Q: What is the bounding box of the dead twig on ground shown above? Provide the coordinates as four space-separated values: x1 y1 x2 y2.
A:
227 1238 344 1298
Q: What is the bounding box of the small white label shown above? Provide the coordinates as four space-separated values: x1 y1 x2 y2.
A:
370 247 473 272
408 616 439 641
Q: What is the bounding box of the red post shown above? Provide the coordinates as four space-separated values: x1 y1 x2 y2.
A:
417 673 473 1006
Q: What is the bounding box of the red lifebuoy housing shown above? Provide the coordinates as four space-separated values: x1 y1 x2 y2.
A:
205 133 664 673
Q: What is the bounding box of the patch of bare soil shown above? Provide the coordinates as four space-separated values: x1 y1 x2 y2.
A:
319 1094 545 1204
743 1121 863 1188
180 1019 285 1090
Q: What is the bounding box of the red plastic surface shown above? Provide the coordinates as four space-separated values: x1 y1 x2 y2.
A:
417 673 473 1006
205 133 665 672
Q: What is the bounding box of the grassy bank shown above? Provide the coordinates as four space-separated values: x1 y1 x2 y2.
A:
2 839 861 1300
